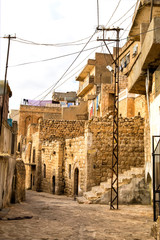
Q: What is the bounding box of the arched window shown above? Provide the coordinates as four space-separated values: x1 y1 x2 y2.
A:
18 142 20 152
33 148 36 163
44 164 46 178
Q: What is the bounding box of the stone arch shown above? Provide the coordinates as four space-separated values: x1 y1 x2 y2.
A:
25 115 32 134
147 172 151 184
37 117 43 124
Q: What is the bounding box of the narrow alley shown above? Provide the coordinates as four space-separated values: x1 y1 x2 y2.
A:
0 190 154 240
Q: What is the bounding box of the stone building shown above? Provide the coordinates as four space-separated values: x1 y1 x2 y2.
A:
109 0 160 220
0 81 25 209
18 44 152 206
23 114 147 204
76 53 114 118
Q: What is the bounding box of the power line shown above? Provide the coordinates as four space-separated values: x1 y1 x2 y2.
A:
9 25 160 68
33 44 102 100
108 3 136 27
12 38 97 47
32 31 97 103
105 0 122 27
11 35 96 46
8 44 103 67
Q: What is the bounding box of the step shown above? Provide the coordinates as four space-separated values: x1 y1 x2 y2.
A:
118 174 132 183
83 191 98 200
76 196 91 204
100 182 111 191
91 186 105 197
130 167 144 175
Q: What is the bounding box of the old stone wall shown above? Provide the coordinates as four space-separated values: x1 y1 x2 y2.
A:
64 136 87 196
18 105 62 138
24 115 145 197
41 140 64 194
85 115 145 191
31 119 86 194
100 84 114 117
39 120 85 140
0 156 16 209
12 159 26 203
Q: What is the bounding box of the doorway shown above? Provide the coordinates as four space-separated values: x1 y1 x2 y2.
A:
30 174 32 189
52 176 55 194
74 168 79 196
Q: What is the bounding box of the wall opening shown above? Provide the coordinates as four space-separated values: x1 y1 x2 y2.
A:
74 168 79 196
52 176 55 194
18 142 20 152
11 133 15 154
33 148 35 163
69 164 71 179
44 164 46 178
30 174 32 189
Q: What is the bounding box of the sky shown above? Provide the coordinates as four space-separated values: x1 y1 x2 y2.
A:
0 0 137 110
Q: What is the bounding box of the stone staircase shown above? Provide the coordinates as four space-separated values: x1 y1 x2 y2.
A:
77 167 150 205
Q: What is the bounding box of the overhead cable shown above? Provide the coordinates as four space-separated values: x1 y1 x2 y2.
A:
105 0 122 27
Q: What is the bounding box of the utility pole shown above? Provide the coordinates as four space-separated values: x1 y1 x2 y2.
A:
0 34 16 134
97 26 122 210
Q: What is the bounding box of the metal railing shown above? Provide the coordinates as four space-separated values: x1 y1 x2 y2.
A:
152 135 160 221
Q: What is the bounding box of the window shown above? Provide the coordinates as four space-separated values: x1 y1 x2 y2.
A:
33 176 35 186
69 164 71 179
132 44 138 57
11 133 15 155
33 148 36 163
18 142 20 152
44 164 46 178
120 52 130 71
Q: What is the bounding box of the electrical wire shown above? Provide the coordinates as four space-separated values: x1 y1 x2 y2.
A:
33 44 102 100
8 43 104 67
12 38 97 47
32 31 97 103
108 3 136 27
8 25 160 69
105 0 122 27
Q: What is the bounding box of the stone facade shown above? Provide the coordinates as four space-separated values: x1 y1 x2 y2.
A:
11 159 26 203
23 114 145 198
76 53 114 119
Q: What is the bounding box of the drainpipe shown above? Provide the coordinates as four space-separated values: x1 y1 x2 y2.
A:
146 68 150 124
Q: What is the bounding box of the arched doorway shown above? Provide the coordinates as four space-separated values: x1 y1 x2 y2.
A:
74 168 79 196
52 176 55 194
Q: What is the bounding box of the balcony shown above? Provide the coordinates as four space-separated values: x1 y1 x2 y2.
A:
77 76 94 97
128 17 160 94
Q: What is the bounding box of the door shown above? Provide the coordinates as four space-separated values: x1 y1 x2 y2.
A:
152 136 160 221
52 176 55 194
30 174 32 189
74 168 79 196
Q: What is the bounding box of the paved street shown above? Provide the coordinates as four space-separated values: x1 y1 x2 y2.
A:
0 190 155 240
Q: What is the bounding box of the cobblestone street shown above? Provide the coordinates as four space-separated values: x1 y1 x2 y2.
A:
0 190 154 240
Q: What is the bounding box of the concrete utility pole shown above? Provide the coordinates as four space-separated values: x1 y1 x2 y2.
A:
97 27 122 210
0 35 16 134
